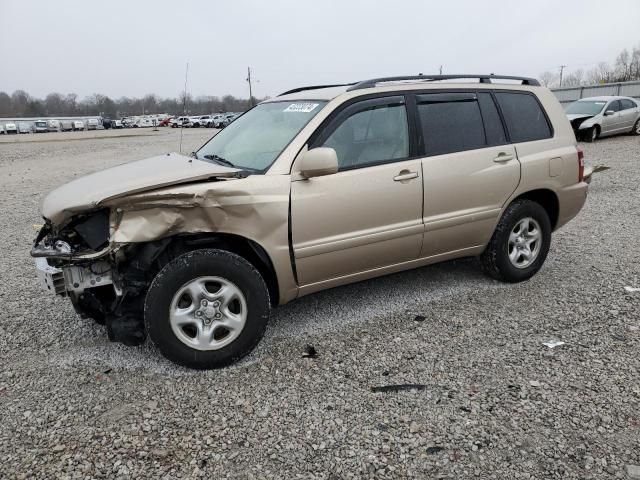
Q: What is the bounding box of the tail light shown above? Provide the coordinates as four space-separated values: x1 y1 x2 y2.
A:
577 146 585 182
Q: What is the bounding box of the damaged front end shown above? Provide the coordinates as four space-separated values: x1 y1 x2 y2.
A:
30 153 250 346
31 209 154 345
31 150 296 351
567 114 596 139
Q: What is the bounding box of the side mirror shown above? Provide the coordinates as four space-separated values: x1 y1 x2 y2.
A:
298 147 338 179
604 110 615 116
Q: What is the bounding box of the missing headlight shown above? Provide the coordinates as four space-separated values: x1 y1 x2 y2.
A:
73 209 110 250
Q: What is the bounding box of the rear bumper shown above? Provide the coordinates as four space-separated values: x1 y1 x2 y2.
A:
556 182 588 230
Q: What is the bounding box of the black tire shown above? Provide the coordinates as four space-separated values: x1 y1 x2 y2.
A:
584 126 598 142
480 199 551 283
145 249 270 369
632 119 640 136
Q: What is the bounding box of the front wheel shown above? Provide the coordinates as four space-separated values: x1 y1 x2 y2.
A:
145 249 270 369
632 119 640 136
584 126 598 142
480 200 551 283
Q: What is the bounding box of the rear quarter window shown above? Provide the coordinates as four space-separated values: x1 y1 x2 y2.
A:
495 92 552 143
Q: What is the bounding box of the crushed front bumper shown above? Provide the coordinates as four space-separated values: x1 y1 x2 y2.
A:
35 258 66 295
34 257 113 297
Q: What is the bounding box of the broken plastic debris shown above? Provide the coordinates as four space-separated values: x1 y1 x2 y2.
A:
624 286 640 293
371 384 427 393
425 446 445 455
542 341 565 349
302 344 317 359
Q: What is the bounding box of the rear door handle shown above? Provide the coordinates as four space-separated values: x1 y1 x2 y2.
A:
393 171 419 182
493 152 514 163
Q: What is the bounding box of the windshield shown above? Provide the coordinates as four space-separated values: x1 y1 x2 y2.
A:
566 100 607 115
195 101 327 172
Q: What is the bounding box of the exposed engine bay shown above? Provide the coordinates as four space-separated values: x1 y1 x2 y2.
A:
569 114 594 132
32 210 172 346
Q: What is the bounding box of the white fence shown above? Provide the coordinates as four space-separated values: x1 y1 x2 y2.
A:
551 80 640 104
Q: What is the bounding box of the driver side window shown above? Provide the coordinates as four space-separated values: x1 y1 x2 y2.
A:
321 99 409 170
607 100 621 112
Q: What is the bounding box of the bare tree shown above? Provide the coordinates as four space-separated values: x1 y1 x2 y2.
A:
586 62 613 85
1 89 261 118
614 49 631 81
562 68 584 87
539 71 559 87
0 92 11 116
540 41 640 88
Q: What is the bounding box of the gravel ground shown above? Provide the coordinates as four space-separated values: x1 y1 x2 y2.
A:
0 129 639 479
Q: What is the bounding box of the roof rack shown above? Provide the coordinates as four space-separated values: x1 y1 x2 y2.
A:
278 83 356 97
347 74 540 91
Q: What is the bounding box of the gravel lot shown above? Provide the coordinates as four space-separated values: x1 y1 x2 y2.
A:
0 129 639 479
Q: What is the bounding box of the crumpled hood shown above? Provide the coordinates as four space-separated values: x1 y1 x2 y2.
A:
42 152 239 224
566 114 595 122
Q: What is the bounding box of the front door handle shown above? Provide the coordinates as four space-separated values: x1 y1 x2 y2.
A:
393 171 419 182
493 152 514 163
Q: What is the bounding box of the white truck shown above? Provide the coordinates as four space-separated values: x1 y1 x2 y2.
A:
34 120 48 133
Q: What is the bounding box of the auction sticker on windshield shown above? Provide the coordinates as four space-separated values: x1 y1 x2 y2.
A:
283 103 319 113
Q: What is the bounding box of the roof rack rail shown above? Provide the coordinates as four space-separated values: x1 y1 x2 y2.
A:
278 83 356 97
346 74 540 91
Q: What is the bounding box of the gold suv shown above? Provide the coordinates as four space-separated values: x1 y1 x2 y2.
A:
32 74 589 369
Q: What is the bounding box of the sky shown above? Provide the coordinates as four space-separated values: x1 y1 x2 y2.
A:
1 0 639 100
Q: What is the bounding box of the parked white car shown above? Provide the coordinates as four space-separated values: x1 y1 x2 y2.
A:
18 122 32 134
566 96 640 142
112 119 123 129
47 119 60 132
170 116 190 128
190 115 211 128
73 120 85 131
210 114 226 128
5 123 17 134
87 118 99 130
134 117 154 128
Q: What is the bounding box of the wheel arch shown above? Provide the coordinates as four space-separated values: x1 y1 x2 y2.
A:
510 189 559 230
128 232 280 307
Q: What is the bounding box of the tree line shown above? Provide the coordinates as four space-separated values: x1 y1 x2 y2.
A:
0 91 264 119
539 42 640 88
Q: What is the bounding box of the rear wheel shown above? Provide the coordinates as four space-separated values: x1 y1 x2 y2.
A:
632 119 640 135
480 200 551 283
145 249 270 369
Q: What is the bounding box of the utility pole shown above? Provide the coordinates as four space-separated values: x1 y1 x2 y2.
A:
559 65 567 87
247 67 254 108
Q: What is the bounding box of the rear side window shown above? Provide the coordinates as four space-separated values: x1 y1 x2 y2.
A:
495 92 552 143
620 99 636 110
417 94 485 155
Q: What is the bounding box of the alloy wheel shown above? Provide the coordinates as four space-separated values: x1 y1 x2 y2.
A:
169 276 247 351
507 217 542 269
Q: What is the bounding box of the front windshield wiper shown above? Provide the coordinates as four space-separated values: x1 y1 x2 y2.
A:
203 154 236 168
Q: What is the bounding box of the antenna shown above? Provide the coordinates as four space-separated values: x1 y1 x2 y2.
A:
179 61 189 154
